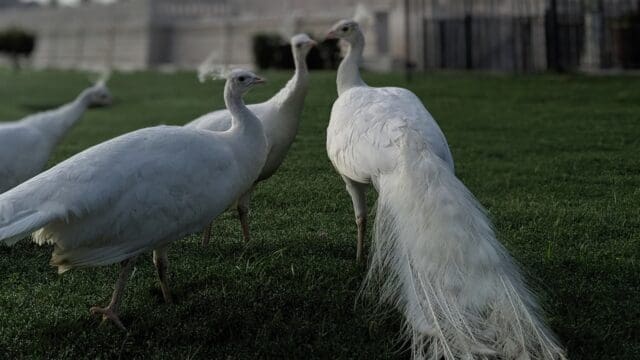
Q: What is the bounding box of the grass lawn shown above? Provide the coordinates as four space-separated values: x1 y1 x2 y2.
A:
0 68 638 359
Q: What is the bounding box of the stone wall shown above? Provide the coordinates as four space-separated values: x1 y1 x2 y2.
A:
0 0 402 71
1 0 564 72
148 0 401 70
0 0 153 70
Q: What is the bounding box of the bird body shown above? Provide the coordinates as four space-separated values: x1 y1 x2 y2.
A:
0 81 112 193
326 20 565 359
189 97 298 182
0 70 268 328
1 125 263 270
328 86 454 185
187 34 315 243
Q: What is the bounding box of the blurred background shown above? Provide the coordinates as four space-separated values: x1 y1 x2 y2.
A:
1 2 639 360
0 0 639 73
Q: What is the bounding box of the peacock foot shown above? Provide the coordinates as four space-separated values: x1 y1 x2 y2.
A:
90 305 126 331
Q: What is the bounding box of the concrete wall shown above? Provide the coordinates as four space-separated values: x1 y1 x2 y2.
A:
148 0 401 70
0 0 152 70
0 0 411 71
6 0 613 72
0 0 403 70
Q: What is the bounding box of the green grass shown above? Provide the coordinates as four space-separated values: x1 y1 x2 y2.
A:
0 68 638 359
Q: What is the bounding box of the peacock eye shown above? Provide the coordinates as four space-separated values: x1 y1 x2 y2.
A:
341 26 349 32
238 76 245 82
295 43 302 48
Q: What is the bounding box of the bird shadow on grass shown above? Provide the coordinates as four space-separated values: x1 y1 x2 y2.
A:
20 102 64 112
20 102 115 113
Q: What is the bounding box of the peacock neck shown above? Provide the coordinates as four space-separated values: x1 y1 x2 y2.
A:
23 92 91 146
224 85 263 139
290 54 310 102
223 84 267 175
271 52 309 110
337 32 366 96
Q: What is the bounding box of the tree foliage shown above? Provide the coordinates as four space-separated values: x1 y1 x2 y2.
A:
252 33 340 70
0 28 36 70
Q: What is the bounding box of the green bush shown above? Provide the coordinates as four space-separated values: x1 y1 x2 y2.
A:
311 39 341 70
252 33 340 70
252 34 282 69
0 27 36 70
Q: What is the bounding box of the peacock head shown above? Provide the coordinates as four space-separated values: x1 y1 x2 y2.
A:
85 82 113 108
226 69 266 95
291 33 317 58
82 70 113 107
326 19 361 43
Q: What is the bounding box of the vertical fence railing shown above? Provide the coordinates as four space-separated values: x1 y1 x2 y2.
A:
416 0 640 72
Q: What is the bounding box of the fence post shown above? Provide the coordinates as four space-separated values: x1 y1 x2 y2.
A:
405 0 413 82
465 13 472 69
546 0 561 71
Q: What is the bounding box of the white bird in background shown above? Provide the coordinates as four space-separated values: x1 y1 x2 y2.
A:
0 69 268 330
0 75 113 194
187 33 316 245
325 20 566 359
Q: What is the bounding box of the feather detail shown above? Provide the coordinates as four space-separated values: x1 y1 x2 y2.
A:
326 19 564 359
361 135 566 359
0 71 268 275
0 210 52 246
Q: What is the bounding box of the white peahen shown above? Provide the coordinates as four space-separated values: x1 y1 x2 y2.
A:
0 77 112 194
187 33 316 245
325 20 566 360
0 69 268 330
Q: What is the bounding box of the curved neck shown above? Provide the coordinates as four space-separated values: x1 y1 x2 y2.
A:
23 91 90 145
337 32 366 96
224 84 261 137
291 52 310 97
293 51 309 79
223 83 267 175
270 51 310 109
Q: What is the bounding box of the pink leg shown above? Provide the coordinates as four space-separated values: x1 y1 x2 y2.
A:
153 246 173 304
90 257 138 331
356 216 367 263
344 176 368 263
201 220 213 246
237 191 252 242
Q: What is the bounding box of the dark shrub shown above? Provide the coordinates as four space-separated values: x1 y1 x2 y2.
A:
252 34 282 69
312 39 341 70
252 33 340 70
0 28 36 70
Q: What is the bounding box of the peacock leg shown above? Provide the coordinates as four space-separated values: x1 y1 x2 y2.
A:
343 176 367 262
90 256 138 331
201 220 213 246
152 246 173 304
356 216 367 262
237 190 252 242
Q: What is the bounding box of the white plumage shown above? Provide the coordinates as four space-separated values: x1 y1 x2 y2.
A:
0 79 112 194
0 69 268 330
325 20 566 359
187 34 315 244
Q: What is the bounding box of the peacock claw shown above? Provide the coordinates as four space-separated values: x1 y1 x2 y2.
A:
90 306 126 331
201 222 212 246
163 292 174 304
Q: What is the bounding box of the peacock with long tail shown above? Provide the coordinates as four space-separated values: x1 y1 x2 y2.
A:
325 19 566 360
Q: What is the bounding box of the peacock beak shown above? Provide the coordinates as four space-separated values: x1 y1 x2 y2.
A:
309 40 318 47
253 77 266 85
325 30 337 40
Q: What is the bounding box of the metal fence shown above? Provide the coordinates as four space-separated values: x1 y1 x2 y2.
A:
413 0 640 72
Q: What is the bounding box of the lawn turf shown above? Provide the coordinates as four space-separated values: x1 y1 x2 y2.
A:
0 68 638 359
